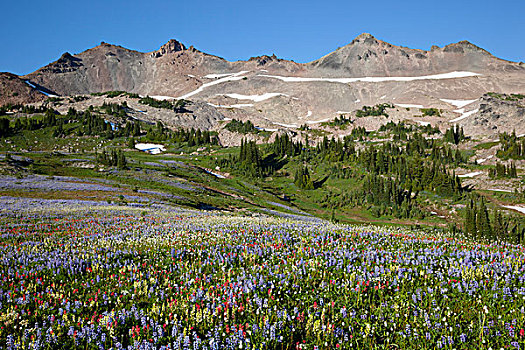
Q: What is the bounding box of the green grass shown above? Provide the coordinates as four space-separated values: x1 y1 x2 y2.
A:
474 141 499 150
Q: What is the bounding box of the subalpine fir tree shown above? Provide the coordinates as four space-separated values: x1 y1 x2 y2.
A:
477 197 492 237
294 166 314 189
117 151 127 170
465 199 477 237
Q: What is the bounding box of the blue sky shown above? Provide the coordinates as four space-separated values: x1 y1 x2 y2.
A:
2 0 524 75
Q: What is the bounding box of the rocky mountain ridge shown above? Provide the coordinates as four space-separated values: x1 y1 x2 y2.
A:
2 33 524 138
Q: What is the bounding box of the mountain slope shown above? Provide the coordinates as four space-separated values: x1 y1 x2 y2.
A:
11 34 525 138
0 72 46 106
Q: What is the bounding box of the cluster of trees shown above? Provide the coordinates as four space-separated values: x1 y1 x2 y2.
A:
294 166 314 189
379 121 440 141
0 118 9 137
429 144 466 165
139 97 189 113
101 102 128 118
421 108 441 117
488 162 518 178
171 127 218 146
0 104 51 115
444 126 466 145
497 131 525 159
81 111 114 137
238 139 264 177
316 136 356 162
0 109 71 137
359 143 463 197
357 174 424 219
96 149 127 169
224 119 259 134
272 134 303 158
464 197 491 239
346 126 368 140
463 196 525 244
487 92 525 101
355 103 393 118
326 115 352 128
91 91 139 98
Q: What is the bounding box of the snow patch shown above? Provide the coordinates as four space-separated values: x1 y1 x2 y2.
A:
25 80 59 97
150 95 176 100
135 143 166 155
179 71 249 99
204 72 236 79
230 104 254 108
355 99 361 103
208 103 253 109
440 98 477 108
450 109 479 123
222 92 288 102
457 171 483 178
273 122 298 128
258 71 480 84
503 205 525 214
488 189 513 193
204 169 226 179
396 103 424 108
336 111 352 114
476 155 494 164
25 80 36 89
418 121 431 126
306 118 332 124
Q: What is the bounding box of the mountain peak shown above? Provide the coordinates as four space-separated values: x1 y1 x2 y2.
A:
443 40 491 55
350 33 378 45
152 39 186 58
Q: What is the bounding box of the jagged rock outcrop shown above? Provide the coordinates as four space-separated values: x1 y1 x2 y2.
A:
151 39 186 58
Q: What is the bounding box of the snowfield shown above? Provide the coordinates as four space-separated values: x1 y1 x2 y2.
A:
258 71 480 84
207 103 253 109
25 80 59 97
150 95 176 100
457 171 483 178
440 98 478 108
135 143 166 155
476 155 494 164
306 118 332 124
222 92 288 102
503 205 525 214
273 122 298 128
204 73 237 79
25 80 36 89
179 71 249 99
450 108 479 122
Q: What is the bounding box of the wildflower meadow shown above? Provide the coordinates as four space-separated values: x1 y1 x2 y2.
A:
1 210 524 349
